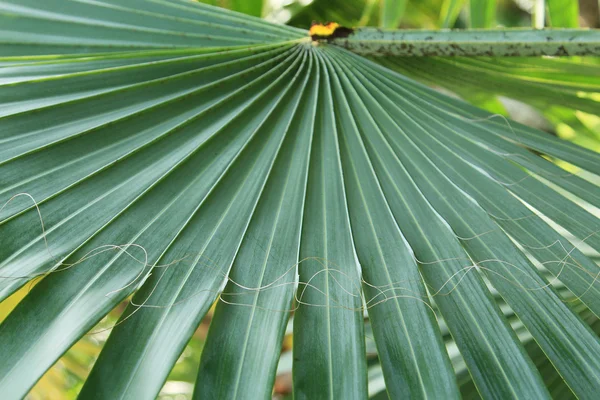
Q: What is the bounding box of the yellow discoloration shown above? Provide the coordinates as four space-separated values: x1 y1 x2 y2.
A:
309 22 340 38
309 22 354 42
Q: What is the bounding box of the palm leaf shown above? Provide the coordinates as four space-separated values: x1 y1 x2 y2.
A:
374 54 600 151
469 0 496 28
1 1 600 399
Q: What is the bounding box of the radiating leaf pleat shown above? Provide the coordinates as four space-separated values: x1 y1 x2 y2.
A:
0 46 297 300
192 51 316 399
342 53 600 257
346 67 600 398
337 49 600 317
0 0 302 49
322 47 550 399
77 50 311 399
332 48 600 397
368 57 600 175
0 45 289 119
293 51 367 400
0 45 304 398
380 57 600 117
325 55 459 398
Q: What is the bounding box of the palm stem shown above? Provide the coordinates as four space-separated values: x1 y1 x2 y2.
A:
331 28 600 56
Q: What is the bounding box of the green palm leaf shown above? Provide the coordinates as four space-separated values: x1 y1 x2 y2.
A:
376 54 600 151
1 1 600 399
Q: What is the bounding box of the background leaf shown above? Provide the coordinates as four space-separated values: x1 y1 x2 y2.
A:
380 0 408 28
547 0 580 27
440 0 468 28
470 0 496 27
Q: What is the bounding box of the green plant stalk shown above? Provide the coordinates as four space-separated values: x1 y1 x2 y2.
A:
331 28 600 56
533 0 546 29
